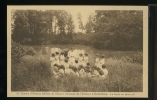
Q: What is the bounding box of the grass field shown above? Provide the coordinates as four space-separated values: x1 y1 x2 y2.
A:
11 44 143 92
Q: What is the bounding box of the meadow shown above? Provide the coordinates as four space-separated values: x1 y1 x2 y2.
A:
11 44 143 92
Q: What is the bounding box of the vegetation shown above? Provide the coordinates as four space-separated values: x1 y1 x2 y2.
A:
11 9 143 92
11 44 143 92
11 10 143 51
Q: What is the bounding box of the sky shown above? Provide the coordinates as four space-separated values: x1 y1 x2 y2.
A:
65 9 95 32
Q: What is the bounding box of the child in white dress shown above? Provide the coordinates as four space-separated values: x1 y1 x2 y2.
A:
83 53 88 66
99 65 108 79
54 52 60 66
78 53 83 66
64 59 72 74
59 52 65 66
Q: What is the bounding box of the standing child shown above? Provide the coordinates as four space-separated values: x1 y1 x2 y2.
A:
54 52 60 66
64 59 72 74
83 53 88 66
60 52 65 66
78 53 83 66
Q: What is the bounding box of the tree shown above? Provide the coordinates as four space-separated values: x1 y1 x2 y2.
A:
85 13 96 34
91 10 143 50
77 12 84 33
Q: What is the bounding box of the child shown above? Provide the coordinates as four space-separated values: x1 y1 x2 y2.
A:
74 60 79 69
59 52 65 66
78 53 83 66
64 59 71 74
58 65 65 74
94 53 100 68
68 48 75 66
84 63 91 77
54 52 60 66
99 54 105 70
52 64 60 78
90 66 100 78
50 53 55 73
83 53 88 66
100 65 108 79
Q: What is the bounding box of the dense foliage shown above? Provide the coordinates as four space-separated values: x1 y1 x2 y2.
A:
12 10 143 51
11 40 25 64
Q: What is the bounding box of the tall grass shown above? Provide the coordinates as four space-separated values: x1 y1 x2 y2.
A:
11 44 143 92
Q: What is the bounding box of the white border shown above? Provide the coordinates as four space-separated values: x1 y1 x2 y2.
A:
7 6 148 98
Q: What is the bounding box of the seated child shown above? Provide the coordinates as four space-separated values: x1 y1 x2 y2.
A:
99 54 105 70
100 64 108 79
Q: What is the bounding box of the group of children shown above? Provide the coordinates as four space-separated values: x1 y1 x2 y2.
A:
50 48 108 79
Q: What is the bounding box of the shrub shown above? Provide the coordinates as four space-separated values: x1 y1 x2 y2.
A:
11 40 25 64
121 51 143 64
25 47 36 56
11 55 52 91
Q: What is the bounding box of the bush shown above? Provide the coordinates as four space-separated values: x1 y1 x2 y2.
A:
11 55 52 91
121 51 143 64
25 47 36 56
11 40 25 64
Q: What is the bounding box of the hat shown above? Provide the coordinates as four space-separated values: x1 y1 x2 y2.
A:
102 64 106 68
65 59 68 63
55 52 59 54
51 53 55 57
98 70 104 75
85 53 88 56
75 60 78 63
87 62 90 65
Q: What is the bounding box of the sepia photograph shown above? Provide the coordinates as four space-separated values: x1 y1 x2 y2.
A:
7 6 148 97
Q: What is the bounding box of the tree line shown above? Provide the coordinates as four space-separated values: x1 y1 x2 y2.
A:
11 10 143 51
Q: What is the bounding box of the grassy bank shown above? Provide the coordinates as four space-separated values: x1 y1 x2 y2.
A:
11 44 143 92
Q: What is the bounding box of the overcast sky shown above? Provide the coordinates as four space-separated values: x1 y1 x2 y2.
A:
65 9 95 32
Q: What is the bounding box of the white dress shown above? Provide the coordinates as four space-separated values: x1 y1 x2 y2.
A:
79 69 86 77
101 68 108 78
59 55 65 65
99 58 105 69
64 63 71 74
95 57 100 67
54 55 60 65
83 56 88 66
78 56 84 66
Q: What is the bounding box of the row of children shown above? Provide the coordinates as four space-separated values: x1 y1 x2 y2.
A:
50 48 108 79
50 48 87 67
